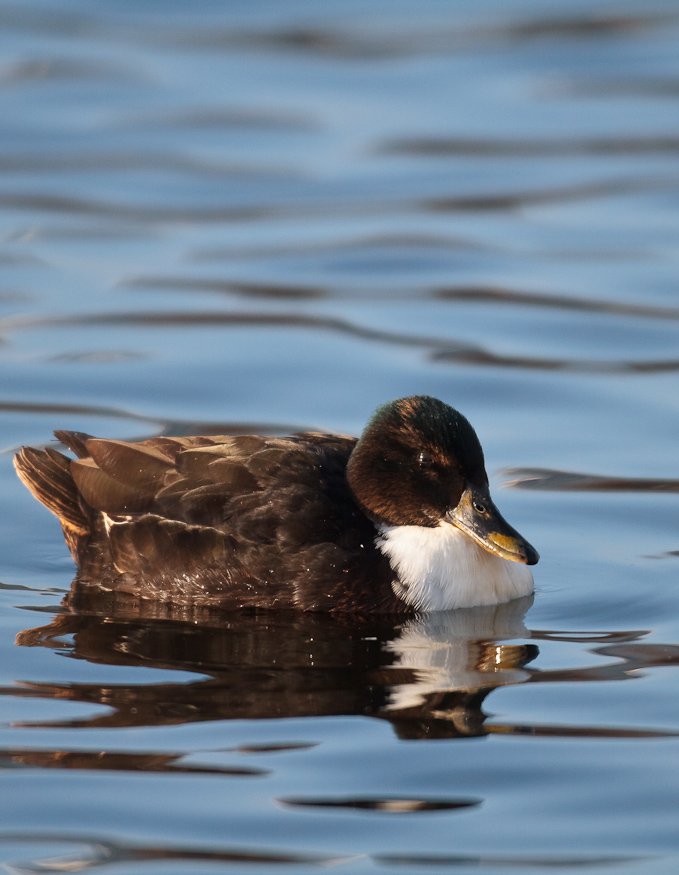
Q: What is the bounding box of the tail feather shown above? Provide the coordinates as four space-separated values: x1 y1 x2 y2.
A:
14 445 89 537
54 430 93 460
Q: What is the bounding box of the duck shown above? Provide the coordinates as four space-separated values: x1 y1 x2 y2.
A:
14 395 538 613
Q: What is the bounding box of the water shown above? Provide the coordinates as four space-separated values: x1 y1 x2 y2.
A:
1 0 679 871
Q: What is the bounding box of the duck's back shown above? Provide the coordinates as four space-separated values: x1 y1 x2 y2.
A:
15 431 403 612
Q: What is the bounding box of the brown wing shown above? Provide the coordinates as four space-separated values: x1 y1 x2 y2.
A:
17 431 403 611
63 432 356 523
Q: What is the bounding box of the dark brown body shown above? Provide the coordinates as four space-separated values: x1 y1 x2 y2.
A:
15 431 406 613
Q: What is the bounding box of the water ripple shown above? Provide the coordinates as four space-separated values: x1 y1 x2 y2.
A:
0 399 308 451
552 75 679 98
0 832 652 872
0 152 298 178
279 796 480 813
161 11 675 58
122 277 324 299
0 748 266 776
505 468 679 492
121 106 318 132
424 175 679 213
0 57 143 86
382 135 679 157
434 287 679 321
0 833 347 871
4 311 679 376
0 175 675 224
375 851 651 869
189 232 482 262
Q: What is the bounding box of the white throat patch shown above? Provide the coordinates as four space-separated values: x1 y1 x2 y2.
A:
376 521 534 611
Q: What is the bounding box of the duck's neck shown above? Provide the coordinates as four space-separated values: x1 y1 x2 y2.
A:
375 522 534 611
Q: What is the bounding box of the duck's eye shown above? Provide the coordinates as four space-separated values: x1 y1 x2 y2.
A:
473 500 487 514
417 451 434 468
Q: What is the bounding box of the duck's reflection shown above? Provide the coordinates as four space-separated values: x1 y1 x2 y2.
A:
379 597 536 738
11 585 677 757
14 587 538 742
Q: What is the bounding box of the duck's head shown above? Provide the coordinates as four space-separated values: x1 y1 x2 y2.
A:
346 396 538 566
